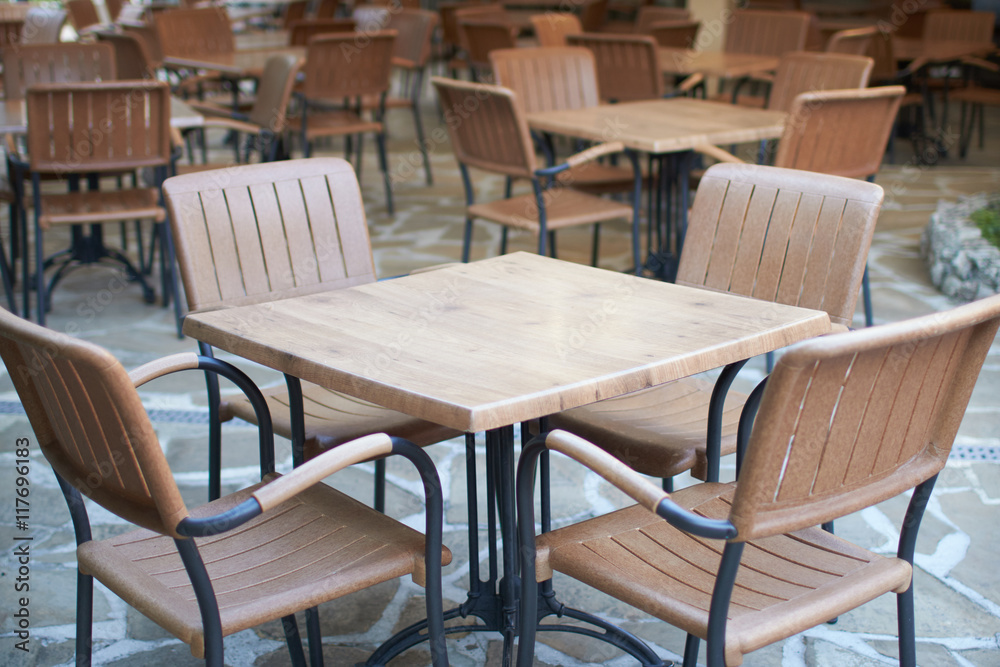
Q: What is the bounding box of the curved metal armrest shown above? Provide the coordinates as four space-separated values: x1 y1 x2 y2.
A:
693 144 744 164
522 430 737 540
534 141 626 178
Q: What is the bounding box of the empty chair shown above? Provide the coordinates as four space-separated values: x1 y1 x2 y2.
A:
0 307 449 667
648 19 700 49
566 32 663 102
449 3 509 75
458 18 518 80
825 25 878 55
286 17 355 45
105 0 127 23
2 42 117 100
634 5 690 34
65 0 103 34
432 76 637 267
518 291 1000 667
19 7 66 45
922 8 995 43
289 31 397 213
530 13 582 47
163 158 460 506
95 29 158 80
763 51 873 113
155 7 233 57
724 8 811 56
281 0 308 27
549 162 885 484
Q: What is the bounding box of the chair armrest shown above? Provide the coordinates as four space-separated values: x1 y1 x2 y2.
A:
534 141 626 177
960 56 1000 73
129 352 201 387
183 99 234 116
675 72 704 94
693 144 744 164
521 430 738 540
200 116 261 135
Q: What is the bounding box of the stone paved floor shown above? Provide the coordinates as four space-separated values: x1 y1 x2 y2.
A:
0 89 998 667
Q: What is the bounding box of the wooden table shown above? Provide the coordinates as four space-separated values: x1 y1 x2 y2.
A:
527 98 786 278
184 252 831 664
163 46 305 78
658 48 780 80
0 96 205 135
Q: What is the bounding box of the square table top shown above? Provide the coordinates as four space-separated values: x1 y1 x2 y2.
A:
184 253 830 433
163 46 305 77
658 49 781 79
526 98 786 155
0 96 204 135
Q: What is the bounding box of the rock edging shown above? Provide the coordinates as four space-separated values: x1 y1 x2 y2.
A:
922 193 1000 302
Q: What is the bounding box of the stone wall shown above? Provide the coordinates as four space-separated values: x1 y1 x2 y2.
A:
922 193 1000 302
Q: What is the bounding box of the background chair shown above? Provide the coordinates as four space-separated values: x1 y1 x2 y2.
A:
95 29 158 80
518 291 1000 667
566 32 663 102
286 17 356 45
825 25 878 55
633 5 690 34
65 0 103 34
432 76 637 267
290 31 397 214
761 51 873 113
530 13 582 48
719 8 812 104
647 19 700 49
549 162 885 486
0 307 449 667
458 18 518 81
19 7 66 45
2 42 117 100
163 157 460 507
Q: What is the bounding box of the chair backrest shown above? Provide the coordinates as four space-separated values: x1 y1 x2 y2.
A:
766 51 873 113
155 7 233 57
302 30 395 100
281 0 308 28
634 6 689 34
566 32 662 102
3 42 117 101
530 13 582 48
115 3 148 26
386 8 438 67
724 9 811 56
0 308 189 537
26 80 173 173
353 4 390 29
105 0 126 23
440 2 488 51
65 0 101 32
490 46 600 113
922 9 995 44
20 7 66 45
247 53 305 132
432 76 537 179
677 163 884 330
731 292 1000 540
578 0 608 32
162 158 377 313
648 19 699 49
95 29 156 79
123 24 163 66
0 18 23 50
825 25 878 55
287 18 356 46
774 86 905 181
459 19 518 72
314 0 339 19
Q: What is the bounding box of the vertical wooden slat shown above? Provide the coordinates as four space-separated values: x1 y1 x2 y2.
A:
702 181 754 290
327 173 373 280
199 185 245 302
221 186 271 296
248 182 297 294
274 178 320 287
299 174 347 283
728 185 779 296
173 192 222 309
677 176 729 286
750 189 800 303
797 196 846 310
775 192 822 307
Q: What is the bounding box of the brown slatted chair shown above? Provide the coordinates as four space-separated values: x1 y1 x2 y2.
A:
633 5 690 34
289 31 397 214
579 0 609 32
825 25 878 55
155 6 234 58
449 3 509 77
105 0 126 23
65 0 104 34
281 0 308 28
286 17 356 45
566 32 663 102
21 81 174 326
163 157 460 506
529 13 582 47
0 307 449 667
518 291 1000 667
432 76 636 266
724 8 811 56
458 18 518 81
2 42 117 100
762 51 873 113
923 8 996 43
95 29 158 80
314 0 339 19
647 19 700 49
490 45 638 259
19 7 67 45
549 163 885 485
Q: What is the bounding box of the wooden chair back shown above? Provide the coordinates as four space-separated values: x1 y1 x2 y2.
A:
724 9 811 56
123 24 163 67
95 29 156 79
155 7 233 57
530 13 582 48
578 0 608 32
3 42 116 101
353 4 390 29
162 158 377 313
634 6 689 34
247 53 305 133
314 0 338 19
386 8 438 67
490 46 600 113
26 81 172 174
20 7 67 45
766 51 873 113
459 19 518 73
440 2 496 53
281 0 308 28
647 19 699 49
302 30 395 101
825 25 878 55
775 86 905 181
0 308 189 537
287 18 356 46
105 0 126 23
732 292 1000 540
677 163 884 329
0 19 23 50
566 32 662 102
116 3 148 26
431 76 537 179
923 9 995 44
65 0 101 32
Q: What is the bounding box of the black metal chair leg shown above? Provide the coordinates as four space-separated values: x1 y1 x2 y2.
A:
282 614 309 667
306 607 324 666
374 457 386 513
76 571 94 667
682 633 699 667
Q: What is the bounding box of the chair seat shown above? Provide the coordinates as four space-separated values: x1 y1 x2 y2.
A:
549 377 745 480
468 189 633 232
79 475 452 659
556 161 636 195
536 482 913 667
38 188 165 228
221 383 462 460
288 111 383 139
